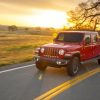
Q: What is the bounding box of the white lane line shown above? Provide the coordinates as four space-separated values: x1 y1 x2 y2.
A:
0 64 35 74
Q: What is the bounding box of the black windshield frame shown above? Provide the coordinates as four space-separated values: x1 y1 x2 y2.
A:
56 32 84 43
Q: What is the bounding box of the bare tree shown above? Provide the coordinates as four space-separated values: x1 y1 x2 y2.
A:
68 0 100 31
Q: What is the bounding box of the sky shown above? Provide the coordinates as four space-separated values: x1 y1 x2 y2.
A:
0 0 87 28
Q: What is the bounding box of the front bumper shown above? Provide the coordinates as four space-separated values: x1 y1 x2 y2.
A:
34 55 69 67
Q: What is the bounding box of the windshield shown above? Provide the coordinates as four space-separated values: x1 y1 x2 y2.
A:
56 32 84 43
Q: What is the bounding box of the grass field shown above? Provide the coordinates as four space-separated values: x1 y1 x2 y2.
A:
0 33 53 66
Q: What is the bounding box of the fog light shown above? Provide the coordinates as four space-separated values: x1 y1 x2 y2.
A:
56 61 61 65
65 61 68 64
36 58 39 61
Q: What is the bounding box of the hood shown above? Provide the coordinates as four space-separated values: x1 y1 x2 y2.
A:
42 43 81 51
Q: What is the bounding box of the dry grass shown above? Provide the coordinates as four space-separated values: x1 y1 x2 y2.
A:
0 33 53 66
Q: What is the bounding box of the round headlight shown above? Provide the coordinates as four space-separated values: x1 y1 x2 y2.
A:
40 48 45 53
59 49 65 55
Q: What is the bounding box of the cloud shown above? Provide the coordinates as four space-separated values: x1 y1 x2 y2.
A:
0 0 87 14
0 2 33 15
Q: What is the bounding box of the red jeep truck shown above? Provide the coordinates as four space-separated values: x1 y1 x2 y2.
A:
34 31 100 76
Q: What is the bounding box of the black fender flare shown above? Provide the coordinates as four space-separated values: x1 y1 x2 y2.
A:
71 51 81 61
65 51 81 60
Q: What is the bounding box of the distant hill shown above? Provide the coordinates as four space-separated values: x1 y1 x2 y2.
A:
0 25 56 35
0 24 30 31
0 25 8 31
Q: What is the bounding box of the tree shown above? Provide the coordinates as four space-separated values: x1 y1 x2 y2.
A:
8 25 17 31
68 0 100 31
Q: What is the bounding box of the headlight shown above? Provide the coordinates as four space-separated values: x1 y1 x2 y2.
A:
59 49 65 55
40 48 45 53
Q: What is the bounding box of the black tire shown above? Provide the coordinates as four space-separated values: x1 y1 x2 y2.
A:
98 59 100 65
36 61 47 71
67 57 80 76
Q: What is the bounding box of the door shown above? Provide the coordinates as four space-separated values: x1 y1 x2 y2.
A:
92 34 100 57
83 34 93 60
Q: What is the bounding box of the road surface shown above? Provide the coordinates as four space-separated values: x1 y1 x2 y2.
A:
0 60 100 100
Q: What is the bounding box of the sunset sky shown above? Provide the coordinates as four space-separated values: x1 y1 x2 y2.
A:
0 0 87 28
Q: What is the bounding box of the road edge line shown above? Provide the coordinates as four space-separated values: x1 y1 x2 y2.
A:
0 64 35 74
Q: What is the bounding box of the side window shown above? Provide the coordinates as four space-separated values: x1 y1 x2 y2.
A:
57 34 64 41
93 35 97 43
85 35 91 45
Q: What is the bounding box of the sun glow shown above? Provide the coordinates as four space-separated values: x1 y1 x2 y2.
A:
0 9 70 28
21 10 69 28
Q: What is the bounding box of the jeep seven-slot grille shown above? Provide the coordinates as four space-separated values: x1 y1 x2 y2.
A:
44 48 59 58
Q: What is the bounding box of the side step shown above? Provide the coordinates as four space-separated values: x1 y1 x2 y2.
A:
81 56 100 64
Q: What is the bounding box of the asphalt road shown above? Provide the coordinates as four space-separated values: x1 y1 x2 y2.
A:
53 73 100 100
0 60 100 100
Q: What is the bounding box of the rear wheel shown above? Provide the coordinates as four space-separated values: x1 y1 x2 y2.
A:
67 57 80 76
36 61 47 71
97 59 100 65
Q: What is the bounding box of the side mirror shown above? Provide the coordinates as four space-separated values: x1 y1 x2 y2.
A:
85 37 90 45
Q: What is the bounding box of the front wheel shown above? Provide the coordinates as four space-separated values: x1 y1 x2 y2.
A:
97 59 100 65
36 61 47 71
67 57 80 76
